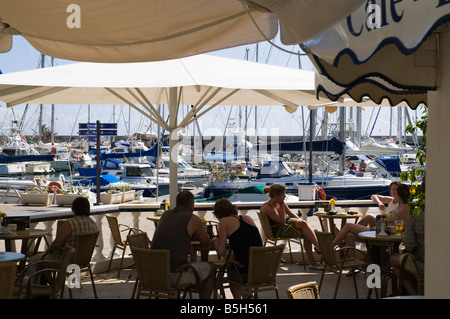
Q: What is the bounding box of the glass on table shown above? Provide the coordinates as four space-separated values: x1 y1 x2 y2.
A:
394 220 404 236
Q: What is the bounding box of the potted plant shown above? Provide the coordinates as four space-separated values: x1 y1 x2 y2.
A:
100 185 122 204
20 186 54 206
121 185 135 203
55 185 90 207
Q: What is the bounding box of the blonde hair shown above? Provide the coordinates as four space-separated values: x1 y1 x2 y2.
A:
263 184 286 198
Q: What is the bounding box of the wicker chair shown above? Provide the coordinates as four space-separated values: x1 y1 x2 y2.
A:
399 253 424 295
130 247 201 299
315 230 369 299
0 262 17 299
68 230 100 299
106 214 143 277
287 281 320 299
127 231 152 299
215 244 285 299
15 245 75 299
257 211 306 268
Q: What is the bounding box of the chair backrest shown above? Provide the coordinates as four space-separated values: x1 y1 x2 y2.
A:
72 231 100 268
256 211 276 240
106 215 123 245
287 281 320 299
0 262 17 299
314 230 337 266
55 245 76 293
127 232 151 249
130 247 172 292
247 244 284 286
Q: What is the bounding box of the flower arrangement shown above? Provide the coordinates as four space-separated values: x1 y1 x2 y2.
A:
106 185 121 194
121 185 132 192
26 186 49 194
328 197 337 213
376 213 388 220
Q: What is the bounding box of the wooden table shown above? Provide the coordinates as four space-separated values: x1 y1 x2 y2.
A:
314 212 362 239
0 251 25 263
147 215 161 228
358 230 403 298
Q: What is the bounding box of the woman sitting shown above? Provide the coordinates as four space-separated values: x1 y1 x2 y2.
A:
212 198 262 299
333 182 410 257
260 184 322 270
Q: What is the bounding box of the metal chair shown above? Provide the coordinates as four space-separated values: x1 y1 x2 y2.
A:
315 230 368 299
287 281 320 299
106 214 143 277
257 211 306 268
215 244 285 299
68 230 100 299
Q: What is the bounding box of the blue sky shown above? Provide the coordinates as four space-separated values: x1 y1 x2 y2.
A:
0 34 424 139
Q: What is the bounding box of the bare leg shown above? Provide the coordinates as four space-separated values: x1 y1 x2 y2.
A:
294 220 320 267
200 262 217 299
333 223 370 246
230 284 242 299
390 253 418 295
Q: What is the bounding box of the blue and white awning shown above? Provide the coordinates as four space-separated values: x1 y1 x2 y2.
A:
302 0 450 108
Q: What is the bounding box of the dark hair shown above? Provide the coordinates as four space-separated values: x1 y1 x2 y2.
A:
396 183 410 204
213 198 238 219
71 197 91 216
176 190 194 208
263 184 286 198
390 181 401 189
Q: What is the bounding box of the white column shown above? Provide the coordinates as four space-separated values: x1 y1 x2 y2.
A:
425 28 450 298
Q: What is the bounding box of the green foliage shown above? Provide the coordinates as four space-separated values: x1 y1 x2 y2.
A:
399 108 427 216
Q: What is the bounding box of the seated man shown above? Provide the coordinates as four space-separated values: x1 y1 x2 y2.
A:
151 191 216 299
390 211 425 295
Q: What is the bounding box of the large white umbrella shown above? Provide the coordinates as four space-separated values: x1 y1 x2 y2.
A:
0 0 364 62
302 1 450 298
0 53 320 204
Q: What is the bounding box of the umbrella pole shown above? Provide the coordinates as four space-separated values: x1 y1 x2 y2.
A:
169 87 178 207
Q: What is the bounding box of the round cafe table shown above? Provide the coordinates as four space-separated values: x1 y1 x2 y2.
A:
358 230 403 298
0 229 49 269
0 251 25 263
314 212 362 239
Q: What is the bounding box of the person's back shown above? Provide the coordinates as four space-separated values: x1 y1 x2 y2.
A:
66 215 98 247
151 207 193 271
228 216 262 271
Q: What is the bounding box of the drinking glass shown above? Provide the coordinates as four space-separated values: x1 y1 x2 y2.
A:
394 220 404 236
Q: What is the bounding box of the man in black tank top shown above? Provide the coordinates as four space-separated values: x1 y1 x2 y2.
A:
151 191 216 298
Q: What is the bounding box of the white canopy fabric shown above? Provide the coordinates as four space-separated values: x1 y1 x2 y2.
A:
301 1 450 108
0 0 364 62
0 53 324 204
0 54 320 131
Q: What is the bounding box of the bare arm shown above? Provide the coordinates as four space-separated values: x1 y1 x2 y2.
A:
371 195 394 211
49 221 71 249
188 215 210 247
261 203 285 224
213 220 229 257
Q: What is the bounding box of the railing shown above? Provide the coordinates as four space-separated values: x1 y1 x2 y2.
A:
17 200 379 264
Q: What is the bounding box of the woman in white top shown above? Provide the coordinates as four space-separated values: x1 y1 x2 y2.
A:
332 182 408 259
